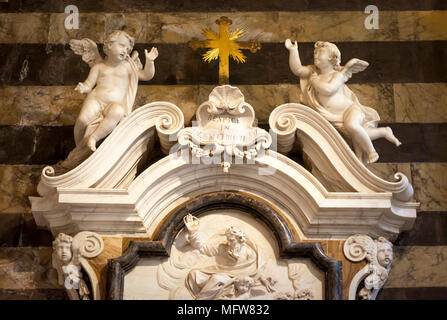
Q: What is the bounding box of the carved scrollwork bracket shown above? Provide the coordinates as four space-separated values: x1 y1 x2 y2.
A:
52 231 104 300
344 234 393 300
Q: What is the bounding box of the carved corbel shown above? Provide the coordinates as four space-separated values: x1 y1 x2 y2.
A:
52 231 104 300
344 234 393 300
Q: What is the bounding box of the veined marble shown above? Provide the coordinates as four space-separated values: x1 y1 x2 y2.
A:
1 84 395 126
385 246 447 288
398 11 447 41
411 163 447 212
394 83 447 123
4 11 447 44
0 247 58 290
368 163 412 186
0 165 44 214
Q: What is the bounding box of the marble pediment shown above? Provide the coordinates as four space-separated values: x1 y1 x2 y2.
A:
30 85 418 241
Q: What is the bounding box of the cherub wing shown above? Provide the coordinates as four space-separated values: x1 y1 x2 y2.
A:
342 58 369 79
130 50 143 70
69 38 103 67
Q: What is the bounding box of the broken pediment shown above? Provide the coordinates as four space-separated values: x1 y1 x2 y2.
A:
30 85 418 242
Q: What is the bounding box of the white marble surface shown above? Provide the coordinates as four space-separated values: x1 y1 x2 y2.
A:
124 211 324 300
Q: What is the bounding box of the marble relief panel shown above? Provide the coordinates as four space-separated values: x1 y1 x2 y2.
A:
124 211 325 300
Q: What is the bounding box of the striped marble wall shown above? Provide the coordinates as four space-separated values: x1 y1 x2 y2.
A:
0 0 446 299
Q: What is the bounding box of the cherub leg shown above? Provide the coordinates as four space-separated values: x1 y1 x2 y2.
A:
86 103 125 151
365 127 402 147
74 98 102 146
344 106 378 164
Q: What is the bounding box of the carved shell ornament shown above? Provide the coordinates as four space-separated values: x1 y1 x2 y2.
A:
207 85 246 115
177 85 272 172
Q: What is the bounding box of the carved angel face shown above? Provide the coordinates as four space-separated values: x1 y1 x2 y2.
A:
106 34 132 61
56 242 72 264
314 47 333 71
234 276 253 295
377 245 393 267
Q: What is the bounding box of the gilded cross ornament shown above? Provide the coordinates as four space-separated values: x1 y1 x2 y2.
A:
188 16 261 84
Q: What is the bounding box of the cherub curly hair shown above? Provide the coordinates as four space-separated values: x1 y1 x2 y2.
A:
314 41 342 71
104 30 135 55
52 233 73 249
225 226 246 244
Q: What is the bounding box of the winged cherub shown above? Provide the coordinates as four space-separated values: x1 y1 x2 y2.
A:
285 39 401 164
70 30 158 151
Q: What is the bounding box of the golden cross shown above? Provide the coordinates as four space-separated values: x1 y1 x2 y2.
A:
188 16 261 85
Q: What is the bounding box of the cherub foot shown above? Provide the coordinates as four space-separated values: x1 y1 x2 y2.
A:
385 127 402 147
87 136 97 152
367 150 379 164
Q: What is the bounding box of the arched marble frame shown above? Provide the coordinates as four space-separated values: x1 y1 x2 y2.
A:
107 191 342 300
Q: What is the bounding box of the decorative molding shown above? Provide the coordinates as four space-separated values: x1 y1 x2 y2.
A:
30 101 184 235
343 234 393 300
30 149 418 239
30 87 417 240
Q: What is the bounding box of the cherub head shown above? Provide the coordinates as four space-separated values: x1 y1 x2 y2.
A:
314 41 342 71
225 226 246 249
53 233 73 264
104 30 135 61
376 237 393 267
234 276 254 296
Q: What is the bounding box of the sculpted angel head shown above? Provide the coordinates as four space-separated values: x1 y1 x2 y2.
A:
376 237 393 267
104 30 135 61
53 233 73 265
314 41 342 71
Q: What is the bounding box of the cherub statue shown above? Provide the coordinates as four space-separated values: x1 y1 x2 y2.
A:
285 39 401 164
70 30 158 152
52 233 90 300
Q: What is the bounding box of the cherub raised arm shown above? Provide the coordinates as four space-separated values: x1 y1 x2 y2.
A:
70 30 158 151
183 213 204 249
285 39 401 164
